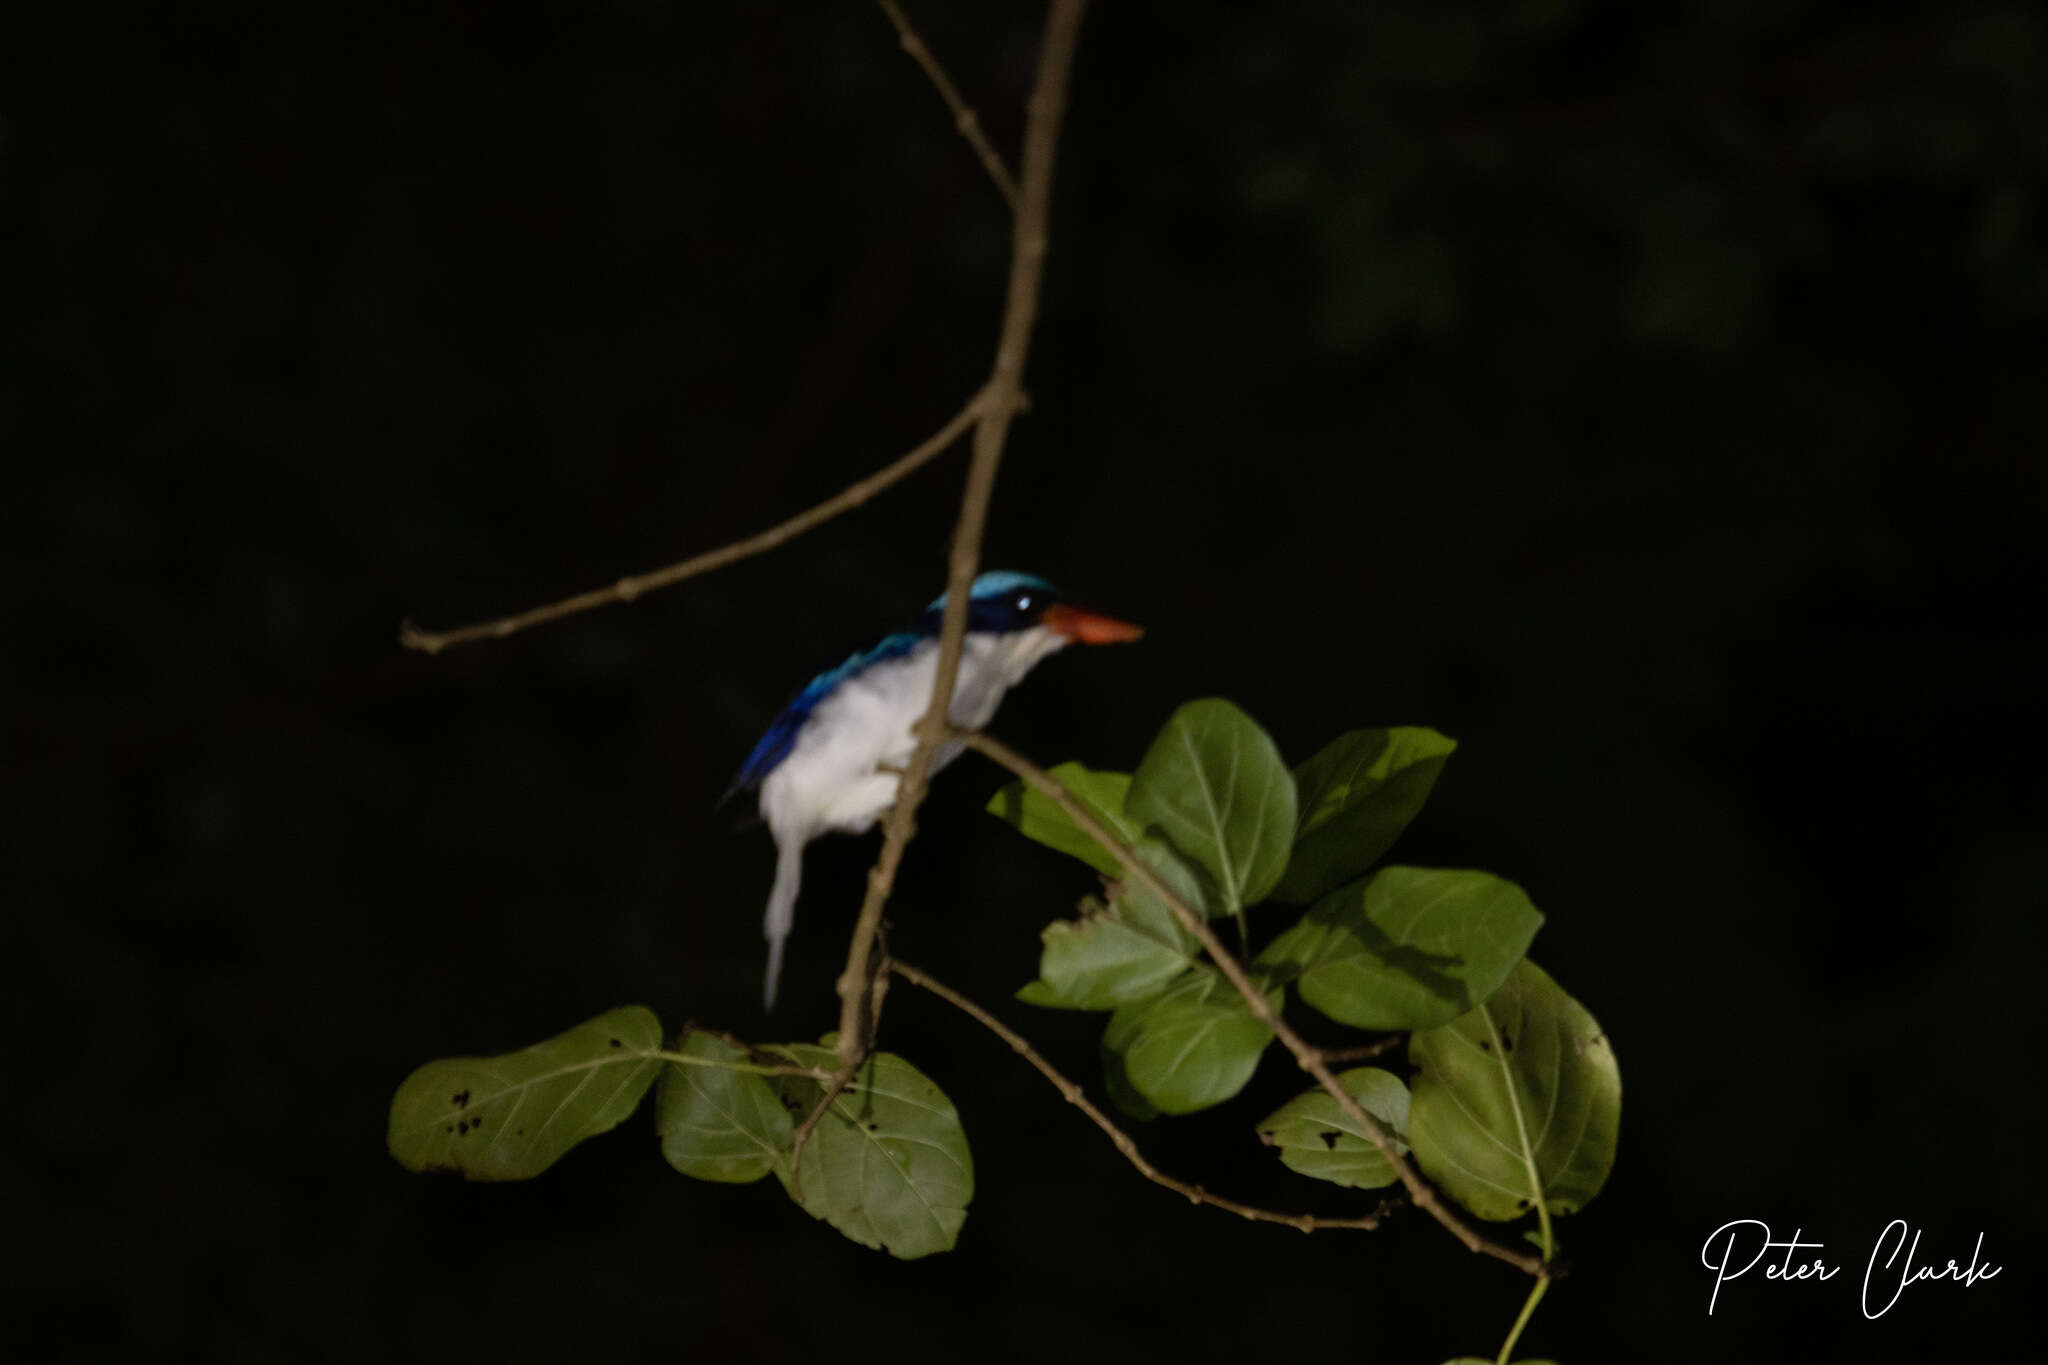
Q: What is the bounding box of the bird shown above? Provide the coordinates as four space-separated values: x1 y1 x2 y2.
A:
724 570 1142 1009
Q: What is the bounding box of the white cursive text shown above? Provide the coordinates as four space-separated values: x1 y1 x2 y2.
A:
1861 1220 2001 1319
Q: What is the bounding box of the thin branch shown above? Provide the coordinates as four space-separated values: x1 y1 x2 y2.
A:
398 387 992 654
1321 1037 1404 1064
796 0 1089 1193
951 728 1552 1280
875 0 1020 208
893 959 1400 1234
831 0 1086 1056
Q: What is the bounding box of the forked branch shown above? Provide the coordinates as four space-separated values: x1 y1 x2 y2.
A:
791 0 1091 1193
950 728 1551 1280
399 388 991 654
894 959 1399 1234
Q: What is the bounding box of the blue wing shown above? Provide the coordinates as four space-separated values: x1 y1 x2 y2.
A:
720 631 928 805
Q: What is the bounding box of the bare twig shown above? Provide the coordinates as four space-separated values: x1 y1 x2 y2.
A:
893 959 1400 1234
832 0 1087 1056
398 387 991 654
1321 1037 1404 1064
795 0 1090 1195
952 728 1551 1280
875 0 1020 208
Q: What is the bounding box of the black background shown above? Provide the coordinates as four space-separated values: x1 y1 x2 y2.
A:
10 1 2044 1361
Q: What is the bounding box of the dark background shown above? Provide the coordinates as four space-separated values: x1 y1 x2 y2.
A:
9 1 2044 1360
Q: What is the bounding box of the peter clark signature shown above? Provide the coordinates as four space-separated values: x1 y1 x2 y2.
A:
1701 1219 2001 1318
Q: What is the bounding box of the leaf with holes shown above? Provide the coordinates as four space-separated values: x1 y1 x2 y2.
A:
388 1005 663 1181
1408 959 1620 1222
1257 867 1543 1031
986 763 1139 876
1126 698 1296 915
771 1042 973 1260
1019 839 1206 1010
1103 967 1281 1115
655 1030 794 1184
1257 1067 1411 1189
1274 726 1457 902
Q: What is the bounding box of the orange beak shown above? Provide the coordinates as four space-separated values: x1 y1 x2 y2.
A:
1042 603 1144 644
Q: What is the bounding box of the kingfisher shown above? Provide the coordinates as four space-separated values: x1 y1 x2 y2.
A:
725 570 1142 1008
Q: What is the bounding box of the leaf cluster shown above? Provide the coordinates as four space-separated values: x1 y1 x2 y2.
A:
989 699 1620 1236
386 696 1621 1280
388 1019 972 1260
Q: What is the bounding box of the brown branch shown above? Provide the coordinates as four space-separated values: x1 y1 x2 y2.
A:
952 728 1552 1280
794 0 1090 1195
827 0 1085 1057
831 0 1087 1051
1322 1037 1404 1064
875 0 1020 209
398 387 992 654
892 959 1400 1234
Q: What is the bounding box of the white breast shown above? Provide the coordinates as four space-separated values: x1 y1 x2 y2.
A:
759 625 1070 841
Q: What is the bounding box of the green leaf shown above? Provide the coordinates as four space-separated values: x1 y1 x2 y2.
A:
1102 968 1280 1115
1099 1034 1160 1122
1257 867 1543 1031
1113 833 1220 927
1275 727 1456 902
1021 840 1205 1010
1126 698 1297 914
771 1043 974 1260
655 1031 793 1184
1035 903 1185 1011
986 763 1138 876
1256 1067 1411 1189
1408 960 1620 1222
1016 980 1066 1008
388 1006 663 1181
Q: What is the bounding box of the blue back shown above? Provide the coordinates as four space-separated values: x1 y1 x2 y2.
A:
721 630 925 802
722 571 1060 801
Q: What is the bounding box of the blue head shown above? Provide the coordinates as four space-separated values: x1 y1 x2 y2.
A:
923 571 1060 635
922 570 1143 642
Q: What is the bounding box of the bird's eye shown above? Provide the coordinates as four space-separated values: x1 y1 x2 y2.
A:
1011 591 1037 613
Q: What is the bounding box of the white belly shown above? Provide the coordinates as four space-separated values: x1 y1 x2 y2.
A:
759 626 1067 840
